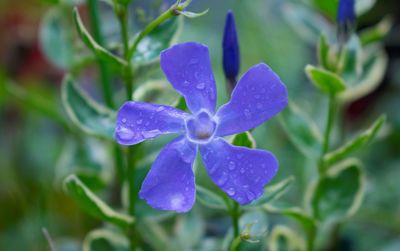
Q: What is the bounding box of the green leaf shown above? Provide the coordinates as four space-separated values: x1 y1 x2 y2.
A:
268 225 306 251
323 115 385 167
339 46 388 102
309 159 366 221
132 17 182 66
61 75 115 140
39 7 73 69
64 175 134 228
263 205 317 238
83 229 129 251
341 36 363 86
360 17 393 46
230 131 256 149
279 102 322 159
172 96 188 112
196 185 226 210
54 138 113 191
245 176 295 208
317 34 331 70
132 79 180 106
283 2 333 45
175 210 204 250
305 65 346 94
138 219 178 251
73 8 127 69
5 80 69 129
177 9 209 18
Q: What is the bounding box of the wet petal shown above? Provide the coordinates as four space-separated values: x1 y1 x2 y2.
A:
115 101 188 145
200 138 278 205
215 63 288 136
160 42 217 114
139 136 197 213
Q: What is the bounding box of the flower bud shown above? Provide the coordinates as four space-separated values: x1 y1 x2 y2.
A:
222 10 240 90
337 0 356 45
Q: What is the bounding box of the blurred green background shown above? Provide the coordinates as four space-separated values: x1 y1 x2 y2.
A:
0 0 399 250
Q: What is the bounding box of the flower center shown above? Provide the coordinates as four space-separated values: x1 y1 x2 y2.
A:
185 110 216 144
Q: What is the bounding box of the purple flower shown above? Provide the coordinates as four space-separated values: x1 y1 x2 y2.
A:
223 10 240 89
337 0 356 44
115 42 288 213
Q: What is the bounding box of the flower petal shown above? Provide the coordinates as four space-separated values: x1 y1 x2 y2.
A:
160 42 217 114
215 63 288 136
115 101 188 145
139 136 197 213
200 138 278 205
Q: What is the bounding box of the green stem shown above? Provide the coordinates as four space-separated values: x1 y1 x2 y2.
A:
127 7 177 61
319 93 336 174
86 0 114 108
231 201 241 251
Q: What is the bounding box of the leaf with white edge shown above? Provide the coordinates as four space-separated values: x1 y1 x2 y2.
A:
132 17 182 66
240 211 268 241
132 79 180 106
339 47 388 102
268 225 306 251
177 9 209 18
230 131 256 149
341 35 363 86
246 176 295 208
309 159 366 221
175 210 204 250
323 115 385 167
83 228 129 251
139 219 178 251
318 34 331 70
62 75 115 140
283 2 333 45
64 175 134 228
263 205 317 238
39 7 73 69
73 8 127 69
305 65 346 94
196 185 226 210
360 16 393 46
280 102 322 159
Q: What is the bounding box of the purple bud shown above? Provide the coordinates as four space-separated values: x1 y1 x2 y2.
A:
337 0 356 44
222 10 240 89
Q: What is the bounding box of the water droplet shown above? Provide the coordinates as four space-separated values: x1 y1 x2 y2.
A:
243 185 249 189
244 109 251 119
227 187 236 196
228 161 236 170
136 119 143 125
217 172 228 186
121 118 127 123
255 94 261 99
183 80 190 86
255 177 261 183
189 58 199 65
237 196 245 203
240 168 245 174
170 193 185 210
141 129 161 138
156 106 165 112
196 82 205 90
256 103 263 109
209 164 218 174
246 191 255 201
237 153 243 159
117 127 134 141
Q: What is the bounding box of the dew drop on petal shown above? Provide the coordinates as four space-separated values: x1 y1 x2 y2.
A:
136 119 143 125
244 109 251 119
246 190 255 201
183 80 190 86
256 103 263 109
217 172 228 186
227 187 235 196
196 82 205 90
170 193 185 210
228 161 236 170
117 127 134 141
156 106 165 112
240 168 245 174
121 118 127 123
141 129 161 138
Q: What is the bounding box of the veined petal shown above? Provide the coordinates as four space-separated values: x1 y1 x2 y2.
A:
160 42 217 114
139 136 197 213
215 63 288 136
115 101 188 145
199 138 278 205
